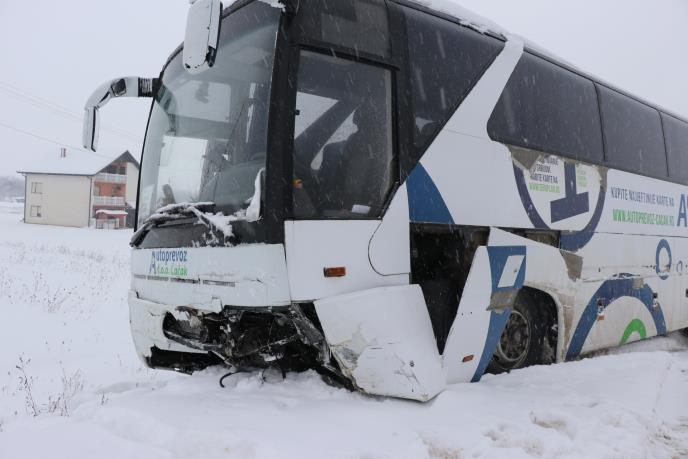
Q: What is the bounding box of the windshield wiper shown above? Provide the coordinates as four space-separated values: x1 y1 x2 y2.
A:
130 202 229 247
131 169 264 247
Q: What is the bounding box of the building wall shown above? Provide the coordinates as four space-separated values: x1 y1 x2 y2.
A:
24 174 92 227
126 162 139 206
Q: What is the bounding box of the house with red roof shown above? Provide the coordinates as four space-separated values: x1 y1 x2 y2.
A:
18 148 139 229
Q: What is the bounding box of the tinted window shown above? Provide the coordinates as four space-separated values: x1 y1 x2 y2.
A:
404 7 503 154
488 53 603 163
598 85 667 177
297 0 390 58
292 51 394 219
662 113 688 182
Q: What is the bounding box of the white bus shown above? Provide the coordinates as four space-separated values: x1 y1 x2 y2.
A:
84 0 688 401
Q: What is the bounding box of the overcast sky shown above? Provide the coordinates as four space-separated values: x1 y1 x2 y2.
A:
0 0 686 177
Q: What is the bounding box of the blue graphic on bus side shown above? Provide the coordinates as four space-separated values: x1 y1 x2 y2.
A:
565 275 666 360
550 163 589 223
655 239 672 280
513 163 606 252
406 162 454 225
677 194 688 227
471 245 527 382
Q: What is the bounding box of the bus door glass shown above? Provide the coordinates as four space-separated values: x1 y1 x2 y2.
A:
292 50 394 219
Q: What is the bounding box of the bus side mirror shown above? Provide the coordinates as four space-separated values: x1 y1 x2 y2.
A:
184 0 223 74
82 77 158 152
83 106 99 153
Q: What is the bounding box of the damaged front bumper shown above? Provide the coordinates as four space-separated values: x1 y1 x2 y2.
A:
128 285 446 400
128 291 344 381
129 286 447 401
129 291 214 371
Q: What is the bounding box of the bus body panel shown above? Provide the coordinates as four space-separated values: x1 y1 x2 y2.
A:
401 26 688 365
419 129 688 354
442 245 522 383
409 37 532 229
284 220 408 302
414 125 688 362
485 229 573 361
131 245 292 308
368 184 411 276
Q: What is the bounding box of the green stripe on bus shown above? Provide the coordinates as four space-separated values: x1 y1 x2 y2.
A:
620 319 647 345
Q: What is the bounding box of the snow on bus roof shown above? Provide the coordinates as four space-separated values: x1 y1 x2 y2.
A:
405 0 509 36
405 0 581 71
217 0 573 71
405 1 688 121
222 0 507 36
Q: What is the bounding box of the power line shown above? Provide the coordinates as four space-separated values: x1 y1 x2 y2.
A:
0 80 142 140
0 86 81 121
0 119 117 161
0 82 143 142
0 80 143 142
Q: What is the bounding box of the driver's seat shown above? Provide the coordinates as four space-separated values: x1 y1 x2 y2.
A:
318 102 389 216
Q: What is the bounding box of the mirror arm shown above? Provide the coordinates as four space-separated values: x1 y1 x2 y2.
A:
82 77 159 151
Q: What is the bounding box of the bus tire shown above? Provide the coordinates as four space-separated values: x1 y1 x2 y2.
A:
681 328 688 337
488 289 553 374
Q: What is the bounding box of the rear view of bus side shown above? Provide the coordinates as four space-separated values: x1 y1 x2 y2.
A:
398 1 688 378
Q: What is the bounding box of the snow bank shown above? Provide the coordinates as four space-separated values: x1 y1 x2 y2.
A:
0 201 24 215
0 212 168 431
1 208 687 458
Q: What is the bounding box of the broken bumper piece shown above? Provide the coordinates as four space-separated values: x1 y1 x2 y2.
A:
315 285 446 401
128 290 341 379
129 286 447 401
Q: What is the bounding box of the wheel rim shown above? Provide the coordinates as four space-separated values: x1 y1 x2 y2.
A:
494 310 531 366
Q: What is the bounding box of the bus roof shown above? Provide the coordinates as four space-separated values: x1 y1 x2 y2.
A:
165 0 688 126
397 0 688 125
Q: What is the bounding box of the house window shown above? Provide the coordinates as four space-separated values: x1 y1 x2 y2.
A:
30 205 42 217
31 182 42 194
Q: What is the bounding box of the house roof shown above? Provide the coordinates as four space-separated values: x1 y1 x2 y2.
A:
17 150 140 177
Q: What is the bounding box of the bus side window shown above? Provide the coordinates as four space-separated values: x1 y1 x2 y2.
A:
295 0 391 59
598 85 668 178
292 50 394 220
662 113 688 182
402 6 504 161
488 53 604 164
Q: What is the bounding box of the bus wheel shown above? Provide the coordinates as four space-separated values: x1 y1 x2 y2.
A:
488 290 550 374
681 328 688 337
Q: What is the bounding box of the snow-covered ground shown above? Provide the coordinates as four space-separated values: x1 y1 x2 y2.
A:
1 204 687 459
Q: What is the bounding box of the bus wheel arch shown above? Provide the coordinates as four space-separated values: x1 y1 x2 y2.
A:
488 287 559 374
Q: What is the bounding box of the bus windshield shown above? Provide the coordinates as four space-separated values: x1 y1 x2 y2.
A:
137 2 280 226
